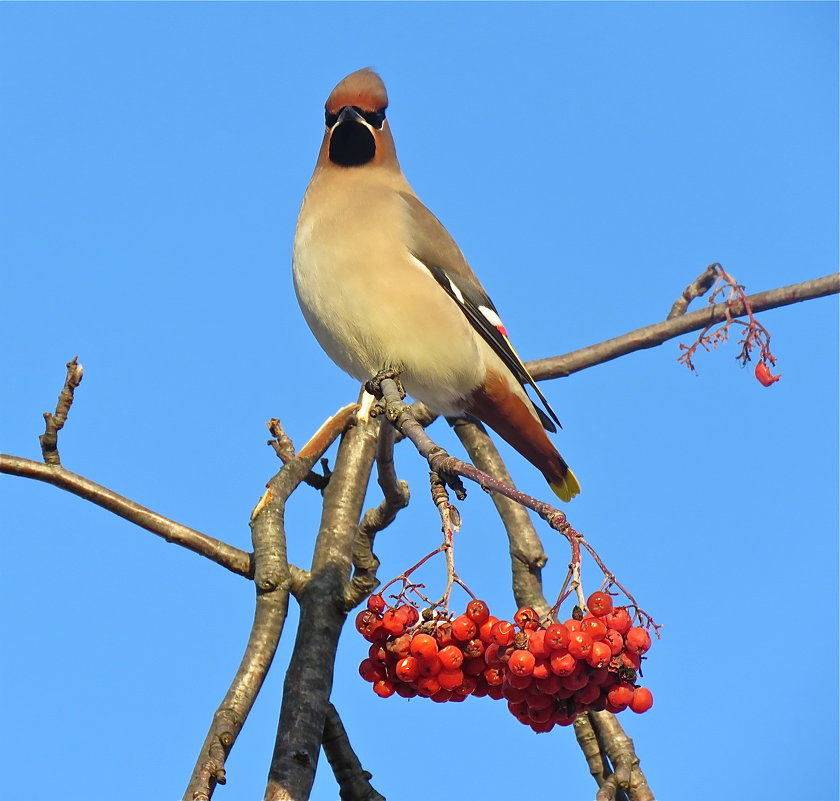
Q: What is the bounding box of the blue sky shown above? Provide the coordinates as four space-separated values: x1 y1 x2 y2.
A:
1 3 837 800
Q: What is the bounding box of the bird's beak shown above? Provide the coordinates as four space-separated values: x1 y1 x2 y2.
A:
336 106 365 126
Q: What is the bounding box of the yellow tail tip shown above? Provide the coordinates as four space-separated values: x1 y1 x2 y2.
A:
549 468 581 503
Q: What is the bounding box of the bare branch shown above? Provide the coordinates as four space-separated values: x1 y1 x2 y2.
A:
39 356 84 465
185 411 352 800
527 273 840 380
590 711 655 801
0 454 253 577
574 714 611 789
666 264 718 319
322 704 386 801
265 416 380 801
347 422 410 607
449 417 550 615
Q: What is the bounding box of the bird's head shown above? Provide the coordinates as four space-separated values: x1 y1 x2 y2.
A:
318 68 398 170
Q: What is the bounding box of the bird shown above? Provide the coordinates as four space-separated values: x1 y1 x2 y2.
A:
292 68 580 501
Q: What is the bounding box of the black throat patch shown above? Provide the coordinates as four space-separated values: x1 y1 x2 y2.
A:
329 120 376 167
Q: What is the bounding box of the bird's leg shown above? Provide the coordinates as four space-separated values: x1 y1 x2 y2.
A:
364 367 406 401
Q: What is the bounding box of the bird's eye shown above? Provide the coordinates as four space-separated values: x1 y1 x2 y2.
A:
325 110 339 128
361 109 386 129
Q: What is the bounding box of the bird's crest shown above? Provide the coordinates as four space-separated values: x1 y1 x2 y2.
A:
326 68 389 114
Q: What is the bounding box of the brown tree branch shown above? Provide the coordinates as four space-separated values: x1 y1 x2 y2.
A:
0 453 254 578
322 703 386 801
264 416 380 801
527 272 839 380
449 417 550 615
666 264 718 319
347 422 410 607
186 412 355 800
574 714 611 790
39 356 84 465
590 711 655 801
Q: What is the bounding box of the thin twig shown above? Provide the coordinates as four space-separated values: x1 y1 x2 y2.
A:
39 356 84 465
0 454 253 577
666 265 718 319
528 273 839 380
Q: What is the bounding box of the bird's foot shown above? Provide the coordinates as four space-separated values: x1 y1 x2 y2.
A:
364 368 405 401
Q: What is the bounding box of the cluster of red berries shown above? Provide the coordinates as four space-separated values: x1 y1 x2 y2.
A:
355 591 654 733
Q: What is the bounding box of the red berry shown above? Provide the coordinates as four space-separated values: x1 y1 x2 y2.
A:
479 615 499 641
630 686 654 713
575 682 601 706
417 656 442 677
373 679 395 698
514 606 540 630
438 645 464 670
607 683 634 708
465 599 490 624
561 665 590 692
395 656 420 682
409 633 438 661
587 591 614 617
581 616 608 641
587 640 612 669
416 677 441 697
755 361 781 386
385 633 412 659
451 615 478 642
508 649 537 677
438 667 465 691
567 631 593 660
619 650 642 671
564 618 582 632
527 628 550 658
366 594 386 613
381 609 406 636
490 620 517 646
625 627 652 655
358 658 386 683
396 604 420 627
544 622 571 651
533 674 561 696
532 658 551 681
430 688 453 703
355 610 386 642
603 607 632 634
462 638 485 659
483 665 505 686
603 629 624 656
395 682 418 698
433 621 454 647
506 672 534 690
368 642 389 663
550 651 577 676
527 704 554 723
462 656 486 676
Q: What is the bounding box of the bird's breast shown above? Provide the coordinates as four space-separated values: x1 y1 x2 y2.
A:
293 177 486 413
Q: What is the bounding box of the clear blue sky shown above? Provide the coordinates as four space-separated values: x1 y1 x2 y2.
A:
2 3 837 800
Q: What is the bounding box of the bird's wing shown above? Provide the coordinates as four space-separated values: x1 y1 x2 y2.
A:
400 191 561 431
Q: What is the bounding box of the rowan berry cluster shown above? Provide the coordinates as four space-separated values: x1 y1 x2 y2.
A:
355 591 654 733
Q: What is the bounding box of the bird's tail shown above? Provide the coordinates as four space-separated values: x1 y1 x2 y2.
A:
465 370 581 502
